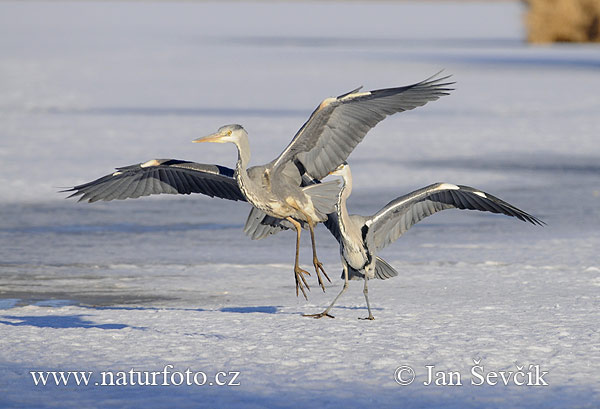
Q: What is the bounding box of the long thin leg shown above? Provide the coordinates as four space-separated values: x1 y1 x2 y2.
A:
286 217 310 300
298 210 330 292
304 261 349 319
359 277 375 320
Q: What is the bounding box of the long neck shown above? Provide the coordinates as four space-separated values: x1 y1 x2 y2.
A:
233 133 255 197
337 169 353 231
233 132 251 171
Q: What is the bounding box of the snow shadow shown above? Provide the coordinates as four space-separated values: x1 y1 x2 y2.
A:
219 306 279 314
0 314 141 330
222 35 520 49
0 373 596 409
373 49 600 70
408 154 600 175
0 299 19 310
0 294 179 309
439 54 600 70
2 222 243 235
78 305 281 314
330 305 383 312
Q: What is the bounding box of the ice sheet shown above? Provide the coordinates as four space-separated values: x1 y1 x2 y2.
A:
1 1 599 408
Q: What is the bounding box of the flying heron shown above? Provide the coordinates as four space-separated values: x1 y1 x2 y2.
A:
301 163 544 320
63 74 453 299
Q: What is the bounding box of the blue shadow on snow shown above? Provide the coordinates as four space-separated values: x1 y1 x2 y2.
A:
0 314 141 330
219 306 278 314
81 305 280 314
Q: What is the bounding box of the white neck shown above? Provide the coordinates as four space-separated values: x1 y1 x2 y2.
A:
231 132 256 202
337 168 353 230
233 132 251 170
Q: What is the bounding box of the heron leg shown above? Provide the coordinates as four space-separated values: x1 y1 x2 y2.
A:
303 262 349 319
286 217 310 300
358 277 375 320
298 211 331 292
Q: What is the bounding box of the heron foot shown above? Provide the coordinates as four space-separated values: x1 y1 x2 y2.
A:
312 258 331 292
302 312 335 319
358 316 375 321
294 266 311 300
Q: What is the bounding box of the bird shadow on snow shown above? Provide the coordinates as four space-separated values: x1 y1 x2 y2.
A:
219 306 279 314
78 305 281 314
0 314 142 330
328 305 383 312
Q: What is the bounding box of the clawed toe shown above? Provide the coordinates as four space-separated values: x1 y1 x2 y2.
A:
313 259 331 292
294 267 311 300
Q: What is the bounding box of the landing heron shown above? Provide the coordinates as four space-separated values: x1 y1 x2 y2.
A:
64 74 453 298
304 163 544 319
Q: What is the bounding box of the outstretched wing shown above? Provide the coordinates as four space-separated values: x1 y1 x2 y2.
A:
63 159 246 203
271 73 453 180
366 183 544 252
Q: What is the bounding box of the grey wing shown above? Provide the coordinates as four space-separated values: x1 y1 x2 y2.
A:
366 183 544 252
271 73 453 180
243 207 295 240
63 159 246 203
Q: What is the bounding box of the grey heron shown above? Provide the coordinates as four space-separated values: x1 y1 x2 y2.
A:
64 74 453 299
304 163 544 320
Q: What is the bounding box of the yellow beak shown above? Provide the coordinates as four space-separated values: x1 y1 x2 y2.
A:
192 132 224 143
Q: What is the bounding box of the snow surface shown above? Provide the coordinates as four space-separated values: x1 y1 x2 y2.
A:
1 1 599 408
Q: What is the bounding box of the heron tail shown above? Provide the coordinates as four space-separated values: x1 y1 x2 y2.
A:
341 257 398 281
374 257 398 280
243 207 295 240
302 179 341 220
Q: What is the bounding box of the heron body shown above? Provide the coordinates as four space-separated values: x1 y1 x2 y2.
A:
334 173 374 277
64 74 454 299
221 130 310 221
227 132 312 221
193 124 343 298
304 163 544 320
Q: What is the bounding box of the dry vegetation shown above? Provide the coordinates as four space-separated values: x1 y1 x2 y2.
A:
525 0 600 43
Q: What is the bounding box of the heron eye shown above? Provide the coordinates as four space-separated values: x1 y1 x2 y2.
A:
227 130 232 136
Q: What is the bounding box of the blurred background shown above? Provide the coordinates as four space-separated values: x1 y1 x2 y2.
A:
525 0 600 43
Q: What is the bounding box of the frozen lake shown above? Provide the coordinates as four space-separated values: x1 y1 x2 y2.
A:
1 1 599 408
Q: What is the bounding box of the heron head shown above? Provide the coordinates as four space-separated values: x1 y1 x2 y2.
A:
329 161 350 177
193 124 247 144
